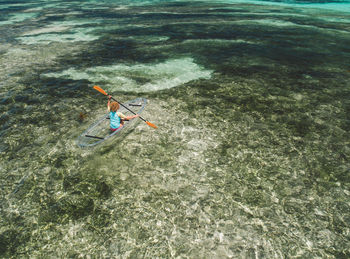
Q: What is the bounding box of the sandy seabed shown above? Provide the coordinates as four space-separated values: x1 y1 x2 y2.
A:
0 0 349 258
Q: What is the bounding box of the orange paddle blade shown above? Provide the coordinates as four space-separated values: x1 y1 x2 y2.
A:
93 85 108 95
146 121 157 129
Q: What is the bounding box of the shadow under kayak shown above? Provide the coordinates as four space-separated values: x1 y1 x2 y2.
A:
76 98 147 148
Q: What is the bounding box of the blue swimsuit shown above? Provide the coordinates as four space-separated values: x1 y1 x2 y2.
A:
109 111 121 129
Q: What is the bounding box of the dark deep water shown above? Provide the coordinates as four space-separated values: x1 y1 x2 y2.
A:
0 0 349 258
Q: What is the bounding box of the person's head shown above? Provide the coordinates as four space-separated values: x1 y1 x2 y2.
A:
110 101 119 112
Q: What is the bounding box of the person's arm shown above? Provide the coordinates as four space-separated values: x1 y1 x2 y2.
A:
107 95 111 112
125 114 139 120
117 112 139 120
117 112 126 119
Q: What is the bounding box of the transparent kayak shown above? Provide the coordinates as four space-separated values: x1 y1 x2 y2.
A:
76 98 147 147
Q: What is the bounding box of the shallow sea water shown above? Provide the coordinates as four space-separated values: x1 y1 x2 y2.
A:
0 0 350 258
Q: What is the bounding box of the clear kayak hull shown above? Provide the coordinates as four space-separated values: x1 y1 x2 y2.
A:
76 98 147 147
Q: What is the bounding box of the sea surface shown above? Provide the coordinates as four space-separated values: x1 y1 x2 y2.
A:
0 0 349 258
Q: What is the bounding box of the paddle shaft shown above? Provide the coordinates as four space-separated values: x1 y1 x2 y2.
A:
110 96 147 123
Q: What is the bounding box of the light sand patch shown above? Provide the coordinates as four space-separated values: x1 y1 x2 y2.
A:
43 58 212 92
22 26 71 36
0 12 38 26
17 27 100 44
114 6 129 10
183 38 258 45
233 19 306 27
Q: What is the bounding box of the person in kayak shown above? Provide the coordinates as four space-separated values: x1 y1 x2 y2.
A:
108 96 139 131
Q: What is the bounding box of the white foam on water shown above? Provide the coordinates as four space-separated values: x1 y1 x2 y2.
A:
43 58 212 92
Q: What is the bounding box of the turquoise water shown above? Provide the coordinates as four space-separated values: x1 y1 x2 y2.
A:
1 0 349 258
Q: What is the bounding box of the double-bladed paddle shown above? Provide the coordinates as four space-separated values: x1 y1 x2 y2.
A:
93 85 157 129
